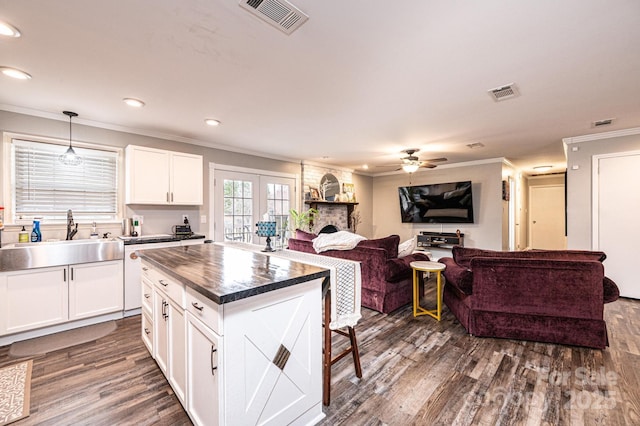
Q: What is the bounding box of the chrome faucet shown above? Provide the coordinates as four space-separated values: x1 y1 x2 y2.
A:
66 209 78 240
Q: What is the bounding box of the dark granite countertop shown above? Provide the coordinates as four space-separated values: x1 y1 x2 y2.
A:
138 244 330 304
120 233 206 245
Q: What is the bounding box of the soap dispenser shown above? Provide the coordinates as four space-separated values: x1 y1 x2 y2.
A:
90 221 99 239
19 226 29 243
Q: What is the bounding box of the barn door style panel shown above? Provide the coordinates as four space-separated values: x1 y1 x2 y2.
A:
223 282 321 425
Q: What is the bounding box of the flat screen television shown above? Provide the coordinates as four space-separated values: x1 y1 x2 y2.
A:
398 181 474 223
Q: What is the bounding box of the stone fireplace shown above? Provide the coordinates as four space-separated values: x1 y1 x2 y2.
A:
306 201 358 234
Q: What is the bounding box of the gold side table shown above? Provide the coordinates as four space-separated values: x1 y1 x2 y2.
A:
410 261 446 320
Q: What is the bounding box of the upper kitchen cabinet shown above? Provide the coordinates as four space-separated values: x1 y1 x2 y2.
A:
125 145 203 205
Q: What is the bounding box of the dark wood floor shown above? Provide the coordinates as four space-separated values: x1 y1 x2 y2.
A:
1 284 639 425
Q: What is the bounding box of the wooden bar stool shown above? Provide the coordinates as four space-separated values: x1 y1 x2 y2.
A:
410 260 446 320
322 281 362 406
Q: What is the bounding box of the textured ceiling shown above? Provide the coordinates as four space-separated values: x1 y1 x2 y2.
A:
1 0 639 175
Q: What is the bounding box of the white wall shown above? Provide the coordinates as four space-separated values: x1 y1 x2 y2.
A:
0 110 301 243
565 128 640 249
371 160 504 255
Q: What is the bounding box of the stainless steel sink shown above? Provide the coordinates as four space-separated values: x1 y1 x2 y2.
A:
0 239 124 272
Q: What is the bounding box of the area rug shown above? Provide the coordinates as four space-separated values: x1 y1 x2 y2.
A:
8 321 117 358
0 360 32 425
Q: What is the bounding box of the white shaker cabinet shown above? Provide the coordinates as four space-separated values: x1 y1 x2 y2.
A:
69 260 123 320
1 261 124 336
147 269 187 405
125 145 203 205
186 311 222 426
0 266 68 334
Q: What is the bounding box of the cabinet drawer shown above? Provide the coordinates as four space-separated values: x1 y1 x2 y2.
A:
186 287 221 335
141 311 153 355
144 265 185 308
141 279 153 315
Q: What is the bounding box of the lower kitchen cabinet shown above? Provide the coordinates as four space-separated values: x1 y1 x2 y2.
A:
1 260 123 336
0 266 68 334
69 260 123 320
149 275 187 405
186 312 222 426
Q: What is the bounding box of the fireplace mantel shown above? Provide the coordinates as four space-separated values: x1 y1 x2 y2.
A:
305 201 359 230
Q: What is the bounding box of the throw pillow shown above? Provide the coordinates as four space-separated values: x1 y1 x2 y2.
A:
295 229 317 241
398 237 416 258
357 235 400 259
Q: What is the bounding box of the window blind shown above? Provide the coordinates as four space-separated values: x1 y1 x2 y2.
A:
13 139 118 221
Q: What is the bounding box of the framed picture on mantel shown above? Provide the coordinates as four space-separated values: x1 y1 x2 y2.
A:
310 187 320 200
343 183 355 202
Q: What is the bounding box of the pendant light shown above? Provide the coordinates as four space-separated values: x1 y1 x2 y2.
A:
59 111 82 166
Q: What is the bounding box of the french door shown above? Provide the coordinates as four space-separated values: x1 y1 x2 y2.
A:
213 169 295 247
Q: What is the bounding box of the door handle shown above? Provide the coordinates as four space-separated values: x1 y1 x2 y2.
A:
63 268 67 282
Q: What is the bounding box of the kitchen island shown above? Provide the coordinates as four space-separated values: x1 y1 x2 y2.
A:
137 243 330 426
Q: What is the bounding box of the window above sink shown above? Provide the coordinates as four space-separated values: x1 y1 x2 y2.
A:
6 136 121 224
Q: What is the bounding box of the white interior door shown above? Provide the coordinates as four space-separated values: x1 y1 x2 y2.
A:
529 185 566 249
594 152 640 299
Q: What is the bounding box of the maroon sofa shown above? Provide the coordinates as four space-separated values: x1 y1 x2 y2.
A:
287 231 430 313
439 246 620 349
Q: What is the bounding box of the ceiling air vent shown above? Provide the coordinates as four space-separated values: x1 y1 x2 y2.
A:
240 0 309 35
488 83 519 102
592 118 615 128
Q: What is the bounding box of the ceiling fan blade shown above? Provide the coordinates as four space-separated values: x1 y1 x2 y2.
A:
420 163 438 169
423 157 447 162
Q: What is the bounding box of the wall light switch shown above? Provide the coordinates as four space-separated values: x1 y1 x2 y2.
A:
572 165 580 170
571 146 579 152
200 215 207 224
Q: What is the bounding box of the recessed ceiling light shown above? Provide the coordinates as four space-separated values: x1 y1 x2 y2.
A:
533 165 553 172
205 118 221 126
362 164 369 170
0 21 21 37
123 98 145 107
0 67 31 80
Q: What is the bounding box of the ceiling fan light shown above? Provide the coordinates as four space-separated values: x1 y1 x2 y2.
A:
402 163 420 173
205 118 221 126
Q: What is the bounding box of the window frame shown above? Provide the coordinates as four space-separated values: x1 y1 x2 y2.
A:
2 132 123 225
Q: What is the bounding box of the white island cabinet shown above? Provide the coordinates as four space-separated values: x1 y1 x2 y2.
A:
139 244 327 426
125 145 203 205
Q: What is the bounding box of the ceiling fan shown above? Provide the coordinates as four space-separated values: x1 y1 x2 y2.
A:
379 149 448 173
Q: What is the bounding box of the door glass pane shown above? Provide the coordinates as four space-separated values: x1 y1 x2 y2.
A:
223 179 253 242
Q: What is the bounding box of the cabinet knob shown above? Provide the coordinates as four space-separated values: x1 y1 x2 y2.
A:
191 302 204 312
144 293 151 299
144 328 150 335
159 279 168 287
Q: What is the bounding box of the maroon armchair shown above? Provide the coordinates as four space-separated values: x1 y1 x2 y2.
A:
287 231 430 313
439 246 620 349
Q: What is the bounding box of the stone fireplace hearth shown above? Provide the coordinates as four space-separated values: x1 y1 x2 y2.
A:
306 201 358 234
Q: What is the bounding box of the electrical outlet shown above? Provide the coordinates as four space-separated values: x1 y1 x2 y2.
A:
200 215 207 224
182 214 189 224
